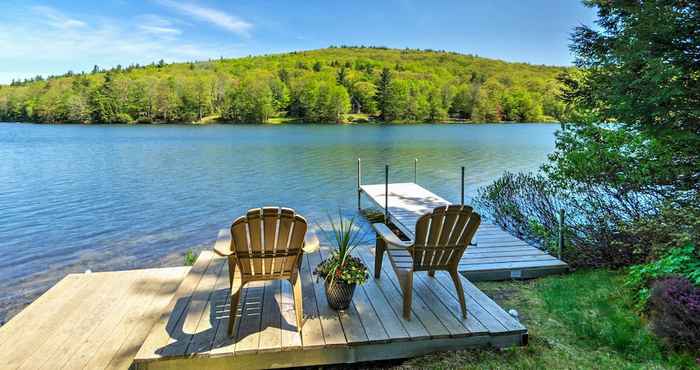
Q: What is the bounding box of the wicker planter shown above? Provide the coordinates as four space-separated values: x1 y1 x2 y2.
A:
324 279 357 310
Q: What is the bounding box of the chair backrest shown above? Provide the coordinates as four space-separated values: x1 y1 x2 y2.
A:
411 205 480 271
229 207 307 277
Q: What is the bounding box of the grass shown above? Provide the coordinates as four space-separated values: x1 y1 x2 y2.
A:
313 270 697 369
183 249 197 266
400 270 698 369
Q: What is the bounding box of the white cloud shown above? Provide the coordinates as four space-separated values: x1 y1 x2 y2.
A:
31 5 87 29
156 0 252 36
136 14 182 37
139 25 182 36
0 7 246 83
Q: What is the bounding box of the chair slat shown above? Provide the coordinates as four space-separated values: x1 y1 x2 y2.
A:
447 206 472 245
274 208 295 275
231 217 252 275
422 206 446 268
262 207 278 275
247 209 264 275
284 215 307 273
434 206 461 266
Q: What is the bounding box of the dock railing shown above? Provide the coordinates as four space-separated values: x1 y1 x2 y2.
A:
357 158 468 222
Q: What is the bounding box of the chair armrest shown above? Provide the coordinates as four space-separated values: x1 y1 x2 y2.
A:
303 231 321 254
371 223 413 248
213 229 233 257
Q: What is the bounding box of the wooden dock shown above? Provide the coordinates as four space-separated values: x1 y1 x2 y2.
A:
132 231 527 369
0 267 189 370
359 182 569 281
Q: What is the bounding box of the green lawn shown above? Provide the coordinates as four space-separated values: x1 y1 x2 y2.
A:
403 270 697 369
317 270 697 369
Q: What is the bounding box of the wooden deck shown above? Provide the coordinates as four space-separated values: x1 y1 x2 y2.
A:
132 231 527 369
360 183 569 281
0 267 189 370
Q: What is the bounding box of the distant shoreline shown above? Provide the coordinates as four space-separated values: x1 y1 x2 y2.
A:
1 119 560 126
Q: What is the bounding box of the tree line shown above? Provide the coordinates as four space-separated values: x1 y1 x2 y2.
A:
0 47 571 124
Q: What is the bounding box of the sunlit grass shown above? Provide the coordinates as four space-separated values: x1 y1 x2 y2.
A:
403 270 698 369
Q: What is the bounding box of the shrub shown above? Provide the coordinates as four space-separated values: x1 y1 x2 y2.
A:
183 249 196 266
474 172 648 267
475 172 700 269
648 277 700 351
626 244 700 310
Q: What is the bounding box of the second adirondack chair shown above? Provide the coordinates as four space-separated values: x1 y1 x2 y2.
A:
372 205 481 320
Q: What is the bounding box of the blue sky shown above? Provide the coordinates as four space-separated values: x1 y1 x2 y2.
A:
0 1 596 84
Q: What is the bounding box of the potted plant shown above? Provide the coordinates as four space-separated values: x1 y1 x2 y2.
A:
314 212 369 310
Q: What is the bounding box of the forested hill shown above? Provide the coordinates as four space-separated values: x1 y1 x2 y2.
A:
0 47 571 124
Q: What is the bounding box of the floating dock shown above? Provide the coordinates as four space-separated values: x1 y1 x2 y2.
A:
359 182 569 281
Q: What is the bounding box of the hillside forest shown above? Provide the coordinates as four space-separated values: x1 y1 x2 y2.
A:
0 47 571 124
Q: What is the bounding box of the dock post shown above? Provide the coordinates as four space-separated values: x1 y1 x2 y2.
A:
385 165 389 223
558 208 565 260
461 166 465 205
414 158 417 184
357 158 362 210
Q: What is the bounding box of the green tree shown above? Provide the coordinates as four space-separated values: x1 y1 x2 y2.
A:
376 67 393 121
349 81 377 114
555 0 700 198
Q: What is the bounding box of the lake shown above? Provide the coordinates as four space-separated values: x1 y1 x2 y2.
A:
0 122 558 321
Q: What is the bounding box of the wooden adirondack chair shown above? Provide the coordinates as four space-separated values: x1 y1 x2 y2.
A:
214 207 318 336
372 205 481 320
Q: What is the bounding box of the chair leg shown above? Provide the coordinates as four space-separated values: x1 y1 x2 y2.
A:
292 274 304 331
227 257 237 287
402 273 413 320
449 269 467 319
228 281 244 337
375 236 386 279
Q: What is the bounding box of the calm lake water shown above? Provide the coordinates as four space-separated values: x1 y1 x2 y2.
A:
0 122 557 321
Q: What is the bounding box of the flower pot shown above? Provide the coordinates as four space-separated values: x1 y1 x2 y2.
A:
324 279 356 310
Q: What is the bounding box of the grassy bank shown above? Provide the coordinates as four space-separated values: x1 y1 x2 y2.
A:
404 270 698 369
320 270 697 369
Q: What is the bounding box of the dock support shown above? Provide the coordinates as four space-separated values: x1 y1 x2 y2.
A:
357 158 362 210
461 166 465 205
385 165 389 223
558 209 565 260
414 158 418 184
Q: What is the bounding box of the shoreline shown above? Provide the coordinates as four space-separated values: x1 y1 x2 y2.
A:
0 120 560 126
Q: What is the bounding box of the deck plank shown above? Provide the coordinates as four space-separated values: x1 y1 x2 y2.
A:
279 276 303 350
304 249 351 346
185 256 230 355
234 281 265 355
359 248 450 339
0 268 188 370
313 245 369 344
69 268 187 370
257 280 282 352
18 271 130 370
102 268 189 370
134 251 215 361
357 248 430 340
297 254 327 349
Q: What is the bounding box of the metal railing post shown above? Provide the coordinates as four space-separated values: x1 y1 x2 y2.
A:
357 158 362 210
385 165 389 223
558 208 565 260
461 166 465 205
414 158 418 184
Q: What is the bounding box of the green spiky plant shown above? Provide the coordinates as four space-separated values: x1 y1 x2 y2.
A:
314 211 369 286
